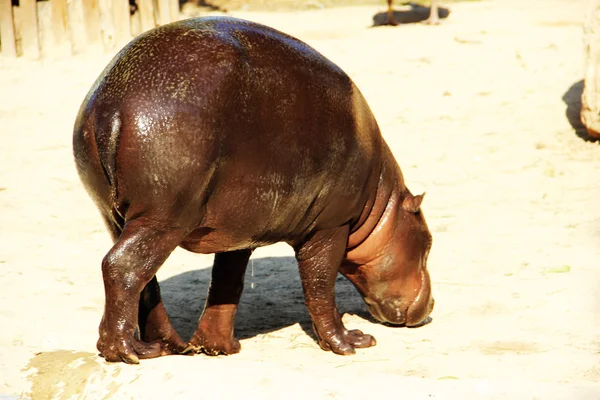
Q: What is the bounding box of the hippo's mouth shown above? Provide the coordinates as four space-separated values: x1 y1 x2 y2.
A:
366 301 433 328
402 316 433 328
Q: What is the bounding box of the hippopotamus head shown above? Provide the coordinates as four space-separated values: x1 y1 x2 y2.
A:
342 191 434 327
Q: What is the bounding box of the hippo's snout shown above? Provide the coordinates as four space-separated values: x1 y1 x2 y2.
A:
365 268 433 327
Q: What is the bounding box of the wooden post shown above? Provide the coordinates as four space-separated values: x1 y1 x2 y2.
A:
170 0 178 22
130 4 141 37
81 0 102 47
68 0 89 54
582 0 600 139
20 0 40 59
112 0 131 47
157 0 171 25
37 0 53 58
0 0 18 57
50 0 70 55
138 0 156 32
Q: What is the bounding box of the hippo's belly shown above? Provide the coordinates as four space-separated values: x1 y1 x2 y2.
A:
178 165 361 253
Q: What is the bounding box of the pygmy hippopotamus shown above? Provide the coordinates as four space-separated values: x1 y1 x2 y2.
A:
73 16 434 364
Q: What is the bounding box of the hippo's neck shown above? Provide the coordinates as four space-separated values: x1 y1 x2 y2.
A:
346 143 406 253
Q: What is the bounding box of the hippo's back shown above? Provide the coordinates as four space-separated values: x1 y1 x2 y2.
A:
73 17 384 250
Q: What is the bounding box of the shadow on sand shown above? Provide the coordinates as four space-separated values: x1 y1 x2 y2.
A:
160 256 375 342
562 79 599 143
372 2 450 27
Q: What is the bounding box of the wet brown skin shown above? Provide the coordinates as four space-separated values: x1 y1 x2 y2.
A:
72 16 434 364
387 0 441 25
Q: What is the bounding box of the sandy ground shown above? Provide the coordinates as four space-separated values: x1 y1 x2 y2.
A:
1 0 600 398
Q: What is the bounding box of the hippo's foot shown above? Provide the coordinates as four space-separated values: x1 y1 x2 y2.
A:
97 324 187 363
341 327 377 349
313 310 377 355
315 327 377 355
97 323 167 364
185 250 250 356
141 330 189 356
184 304 241 356
185 329 241 356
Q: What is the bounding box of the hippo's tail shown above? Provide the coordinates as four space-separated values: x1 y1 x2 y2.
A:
72 106 118 217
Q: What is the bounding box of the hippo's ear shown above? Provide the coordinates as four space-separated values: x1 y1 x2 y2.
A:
402 193 425 213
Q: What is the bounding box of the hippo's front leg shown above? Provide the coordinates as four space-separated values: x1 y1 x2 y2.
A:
186 249 251 355
295 226 376 355
98 218 186 363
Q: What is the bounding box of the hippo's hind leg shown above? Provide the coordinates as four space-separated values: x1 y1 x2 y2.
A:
97 216 186 363
101 215 187 358
186 249 251 356
294 225 376 355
